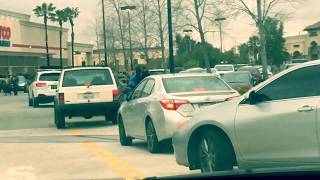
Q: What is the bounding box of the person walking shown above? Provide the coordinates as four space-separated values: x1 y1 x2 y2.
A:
3 75 12 96
11 75 18 96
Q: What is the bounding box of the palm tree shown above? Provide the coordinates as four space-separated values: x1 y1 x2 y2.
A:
33 3 56 66
64 7 80 67
50 9 68 67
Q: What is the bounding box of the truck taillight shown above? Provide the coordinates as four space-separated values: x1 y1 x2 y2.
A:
160 99 190 111
36 82 47 87
113 89 119 99
58 93 64 103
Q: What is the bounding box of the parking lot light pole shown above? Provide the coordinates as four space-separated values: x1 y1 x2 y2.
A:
167 0 175 73
101 0 108 66
215 17 226 58
121 5 136 71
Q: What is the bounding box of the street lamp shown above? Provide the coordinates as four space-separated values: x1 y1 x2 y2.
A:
214 17 226 57
167 0 174 73
101 0 108 66
121 5 136 71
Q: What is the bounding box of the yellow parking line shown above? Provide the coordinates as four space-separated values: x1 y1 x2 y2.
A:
68 129 144 180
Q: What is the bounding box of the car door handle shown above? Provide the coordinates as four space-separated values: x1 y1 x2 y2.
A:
297 105 314 112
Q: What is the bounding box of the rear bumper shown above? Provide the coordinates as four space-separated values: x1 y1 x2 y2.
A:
57 101 120 116
37 95 55 103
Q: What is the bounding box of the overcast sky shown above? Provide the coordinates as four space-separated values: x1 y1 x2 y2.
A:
1 0 319 50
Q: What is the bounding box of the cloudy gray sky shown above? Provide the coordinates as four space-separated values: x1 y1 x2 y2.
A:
1 0 319 50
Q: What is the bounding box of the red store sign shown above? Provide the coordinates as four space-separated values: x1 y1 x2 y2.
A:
0 25 11 47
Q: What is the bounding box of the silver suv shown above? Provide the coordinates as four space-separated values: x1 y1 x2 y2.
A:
54 67 120 129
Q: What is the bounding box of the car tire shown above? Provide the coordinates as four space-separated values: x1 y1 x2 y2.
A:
198 131 234 172
118 116 132 146
28 98 33 106
54 107 65 129
146 120 160 153
110 110 118 125
32 97 39 108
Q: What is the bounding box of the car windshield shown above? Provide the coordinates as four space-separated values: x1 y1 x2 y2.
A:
222 73 251 83
163 76 231 93
215 65 233 71
17 76 26 81
62 69 113 87
39 73 60 81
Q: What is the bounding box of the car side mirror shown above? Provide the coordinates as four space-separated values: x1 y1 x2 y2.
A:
248 91 270 105
248 91 257 105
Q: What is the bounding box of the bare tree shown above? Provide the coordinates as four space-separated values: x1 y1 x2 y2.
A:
106 0 129 73
227 0 301 78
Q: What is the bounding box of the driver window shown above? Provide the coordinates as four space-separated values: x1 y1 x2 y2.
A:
258 65 320 101
131 80 148 100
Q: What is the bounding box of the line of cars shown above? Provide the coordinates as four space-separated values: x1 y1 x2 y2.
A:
27 62 319 174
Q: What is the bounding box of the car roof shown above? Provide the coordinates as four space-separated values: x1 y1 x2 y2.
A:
62 66 111 72
38 70 61 74
224 71 251 75
148 73 219 80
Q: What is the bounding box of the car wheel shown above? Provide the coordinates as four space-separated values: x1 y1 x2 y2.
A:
146 120 160 153
28 98 33 106
105 112 118 124
32 97 39 108
198 131 234 172
54 107 65 129
118 116 132 146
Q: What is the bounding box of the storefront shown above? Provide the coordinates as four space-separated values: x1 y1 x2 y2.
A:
0 9 93 76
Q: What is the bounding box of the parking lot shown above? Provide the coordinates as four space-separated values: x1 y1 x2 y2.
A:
0 94 198 179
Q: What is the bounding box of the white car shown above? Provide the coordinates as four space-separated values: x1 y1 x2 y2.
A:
118 73 239 153
214 64 235 75
54 67 119 129
173 60 320 172
28 70 61 107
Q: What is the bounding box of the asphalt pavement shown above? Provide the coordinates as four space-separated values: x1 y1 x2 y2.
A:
0 93 197 179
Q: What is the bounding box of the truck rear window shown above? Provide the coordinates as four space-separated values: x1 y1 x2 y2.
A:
62 69 113 87
39 73 60 81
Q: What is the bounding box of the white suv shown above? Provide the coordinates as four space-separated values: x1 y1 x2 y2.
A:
54 67 120 129
28 70 61 107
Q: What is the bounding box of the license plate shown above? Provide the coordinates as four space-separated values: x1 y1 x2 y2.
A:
83 93 94 99
51 85 57 89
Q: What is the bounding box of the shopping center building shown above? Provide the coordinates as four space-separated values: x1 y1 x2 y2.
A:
0 9 93 76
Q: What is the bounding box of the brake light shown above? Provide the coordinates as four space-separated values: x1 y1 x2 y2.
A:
36 82 47 87
85 82 92 88
225 95 240 101
112 89 119 99
58 93 64 103
160 99 190 110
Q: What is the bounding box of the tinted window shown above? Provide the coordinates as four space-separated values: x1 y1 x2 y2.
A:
222 73 251 84
39 73 60 81
141 79 155 97
258 65 320 101
131 80 147 99
62 69 113 87
163 76 231 93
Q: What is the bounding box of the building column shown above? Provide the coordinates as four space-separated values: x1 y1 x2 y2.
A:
86 52 93 66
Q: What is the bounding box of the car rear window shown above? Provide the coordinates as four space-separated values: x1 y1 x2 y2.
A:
215 65 234 71
222 73 251 84
62 69 113 87
162 76 231 93
39 73 60 81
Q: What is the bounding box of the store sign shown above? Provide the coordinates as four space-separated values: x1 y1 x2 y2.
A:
0 25 11 47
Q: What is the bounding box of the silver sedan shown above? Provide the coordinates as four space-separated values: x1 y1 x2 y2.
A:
117 73 239 153
173 60 320 172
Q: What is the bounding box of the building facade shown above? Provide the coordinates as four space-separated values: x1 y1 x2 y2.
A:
0 9 93 76
285 21 320 60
